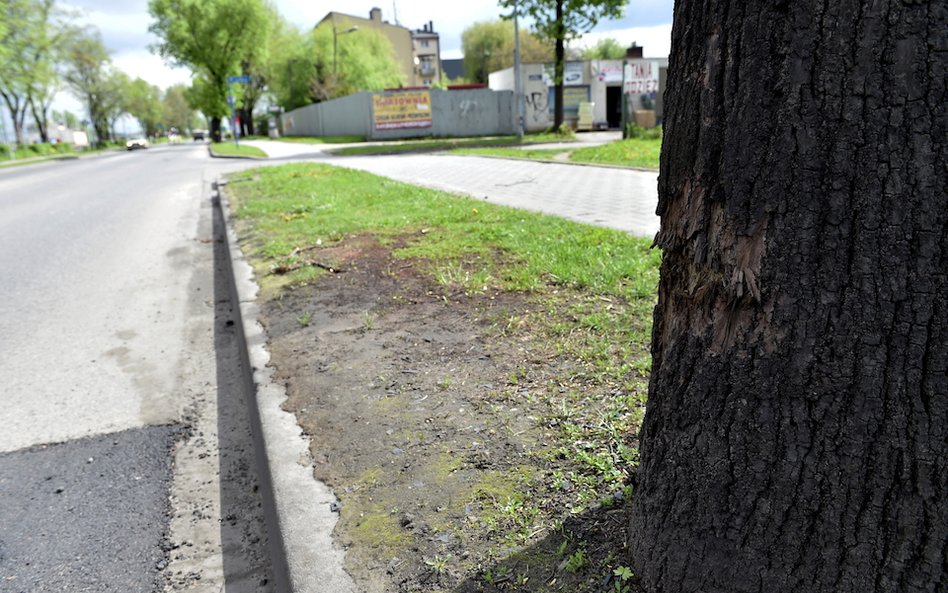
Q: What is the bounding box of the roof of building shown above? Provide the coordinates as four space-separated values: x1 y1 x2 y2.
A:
441 58 465 81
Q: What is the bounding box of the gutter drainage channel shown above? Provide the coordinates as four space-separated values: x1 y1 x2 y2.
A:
211 178 357 593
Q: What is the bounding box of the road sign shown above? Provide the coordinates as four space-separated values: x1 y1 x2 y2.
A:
227 75 252 84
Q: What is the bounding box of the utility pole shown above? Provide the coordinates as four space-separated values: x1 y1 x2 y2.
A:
513 2 524 140
227 75 252 147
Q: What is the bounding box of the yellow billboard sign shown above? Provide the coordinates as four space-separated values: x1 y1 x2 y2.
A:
373 91 433 130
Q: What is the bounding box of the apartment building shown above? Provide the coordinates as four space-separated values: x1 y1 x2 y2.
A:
412 22 441 86
317 8 441 88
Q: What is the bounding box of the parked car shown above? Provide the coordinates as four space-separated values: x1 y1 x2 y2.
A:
126 138 149 150
192 129 207 141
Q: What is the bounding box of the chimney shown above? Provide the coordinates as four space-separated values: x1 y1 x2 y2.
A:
429 21 434 33
369 7 382 22
626 44 643 59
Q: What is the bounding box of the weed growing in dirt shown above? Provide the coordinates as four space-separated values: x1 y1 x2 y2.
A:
564 549 589 573
296 311 312 327
424 554 450 575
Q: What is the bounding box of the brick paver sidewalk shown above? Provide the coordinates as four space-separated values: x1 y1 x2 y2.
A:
245 141 660 238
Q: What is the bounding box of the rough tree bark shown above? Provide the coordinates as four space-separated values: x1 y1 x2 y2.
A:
629 2 946 593
210 116 222 143
552 0 565 129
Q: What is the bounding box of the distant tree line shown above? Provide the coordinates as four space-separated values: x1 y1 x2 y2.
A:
148 0 407 141
3 0 636 147
0 0 201 147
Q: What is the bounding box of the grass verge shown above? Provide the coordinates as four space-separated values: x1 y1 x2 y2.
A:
227 162 659 592
451 146 568 161
451 137 662 169
209 142 268 158
270 134 365 144
330 132 573 156
569 138 661 169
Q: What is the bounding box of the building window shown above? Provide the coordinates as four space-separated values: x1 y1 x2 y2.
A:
418 55 436 76
421 40 429 47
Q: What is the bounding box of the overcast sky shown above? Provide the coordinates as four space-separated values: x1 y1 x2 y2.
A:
40 0 673 123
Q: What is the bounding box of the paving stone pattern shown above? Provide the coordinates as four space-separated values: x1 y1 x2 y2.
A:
336 154 660 238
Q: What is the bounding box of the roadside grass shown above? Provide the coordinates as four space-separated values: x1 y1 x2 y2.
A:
451 136 662 169
1 142 76 161
209 142 268 158
226 162 660 590
329 132 572 156
451 147 568 161
0 144 124 167
268 134 365 144
569 137 661 169
0 153 79 168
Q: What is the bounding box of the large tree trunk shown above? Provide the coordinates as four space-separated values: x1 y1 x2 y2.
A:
629 2 946 593
552 0 565 129
0 91 27 145
210 116 222 143
238 107 254 137
30 102 49 143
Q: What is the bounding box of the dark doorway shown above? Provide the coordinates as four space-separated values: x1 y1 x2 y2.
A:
606 86 622 129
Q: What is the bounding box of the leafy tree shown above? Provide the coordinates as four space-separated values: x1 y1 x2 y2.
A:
499 0 625 128
162 83 193 132
148 0 268 141
50 109 79 129
0 0 70 144
232 2 278 137
104 69 130 139
579 37 625 59
125 77 163 137
263 15 403 111
263 16 312 111
184 73 227 133
461 19 553 83
629 2 946 592
60 28 114 145
310 21 404 101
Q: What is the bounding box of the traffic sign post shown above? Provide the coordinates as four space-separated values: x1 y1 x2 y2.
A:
226 76 252 148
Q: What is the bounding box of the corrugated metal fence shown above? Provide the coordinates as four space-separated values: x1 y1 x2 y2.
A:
281 89 516 140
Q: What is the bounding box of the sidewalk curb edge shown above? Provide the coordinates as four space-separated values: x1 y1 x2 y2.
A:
213 178 357 593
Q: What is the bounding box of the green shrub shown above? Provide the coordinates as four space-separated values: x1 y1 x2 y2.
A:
553 122 576 139
624 123 662 140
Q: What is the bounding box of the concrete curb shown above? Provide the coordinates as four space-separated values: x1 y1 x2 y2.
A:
212 179 357 593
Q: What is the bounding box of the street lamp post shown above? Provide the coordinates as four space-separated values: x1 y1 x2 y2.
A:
513 2 524 140
333 25 359 74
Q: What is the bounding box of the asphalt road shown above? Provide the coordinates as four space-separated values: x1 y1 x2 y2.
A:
0 144 272 592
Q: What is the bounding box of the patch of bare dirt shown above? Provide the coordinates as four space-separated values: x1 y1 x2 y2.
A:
258 234 638 593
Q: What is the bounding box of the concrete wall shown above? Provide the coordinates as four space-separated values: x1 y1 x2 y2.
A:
282 92 375 138
282 88 515 140
490 58 668 131
490 65 552 132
